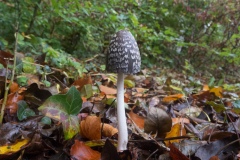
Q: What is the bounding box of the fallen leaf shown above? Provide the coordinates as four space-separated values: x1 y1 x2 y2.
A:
169 143 189 160
101 139 121 160
210 87 223 98
209 156 220 160
9 82 19 93
148 96 160 108
0 138 30 155
172 117 190 125
99 85 117 95
70 140 101 160
162 94 184 103
101 123 118 138
202 84 210 91
144 107 172 138
128 107 145 129
80 116 101 140
39 86 82 139
165 123 186 146
179 106 202 117
73 74 93 91
5 92 24 115
80 115 118 140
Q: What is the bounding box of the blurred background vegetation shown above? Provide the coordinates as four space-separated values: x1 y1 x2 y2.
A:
0 0 239 80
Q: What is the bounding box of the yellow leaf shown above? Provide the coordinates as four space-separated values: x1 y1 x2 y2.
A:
202 84 209 91
162 94 184 103
0 139 30 155
210 87 223 98
165 123 186 147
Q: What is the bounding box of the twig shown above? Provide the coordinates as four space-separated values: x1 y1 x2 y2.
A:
85 54 100 62
146 149 158 160
216 138 240 156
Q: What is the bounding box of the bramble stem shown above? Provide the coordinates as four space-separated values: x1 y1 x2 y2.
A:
0 22 19 124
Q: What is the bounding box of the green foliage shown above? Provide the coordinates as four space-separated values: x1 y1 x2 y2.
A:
17 100 36 121
40 116 52 125
16 76 28 87
233 100 240 114
22 57 36 73
0 0 239 78
38 86 82 139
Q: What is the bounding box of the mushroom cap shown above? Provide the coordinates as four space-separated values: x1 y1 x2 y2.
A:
106 30 141 74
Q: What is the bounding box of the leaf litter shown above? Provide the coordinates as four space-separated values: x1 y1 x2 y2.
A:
0 52 239 159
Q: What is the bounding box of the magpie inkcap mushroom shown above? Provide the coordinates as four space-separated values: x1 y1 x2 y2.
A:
106 30 141 151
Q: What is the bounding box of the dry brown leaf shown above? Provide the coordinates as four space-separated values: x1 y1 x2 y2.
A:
99 85 117 95
133 88 148 97
209 156 220 160
5 92 24 114
9 82 19 93
70 140 101 160
101 123 118 137
128 107 145 129
172 117 190 125
144 107 172 138
202 84 210 91
169 143 189 160
162 94 184 103
73 74 93 91
80 116 101 140
165 123 186 146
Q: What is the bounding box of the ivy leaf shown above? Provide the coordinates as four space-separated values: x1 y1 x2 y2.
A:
38 86 82 139
17 100 36 121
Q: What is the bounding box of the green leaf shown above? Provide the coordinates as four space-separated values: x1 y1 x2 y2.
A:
208 77 215 87
16 76 28 87
233 100 240 114
38 86 82 139
206 101 226 113
124 79 135 88
22 57 36 73
17 100 36 121
80 84 93 99
129 13 139 26
40 116 52 125
62 115 79 139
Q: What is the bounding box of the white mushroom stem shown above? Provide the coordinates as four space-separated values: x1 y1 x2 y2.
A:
117 72 128 151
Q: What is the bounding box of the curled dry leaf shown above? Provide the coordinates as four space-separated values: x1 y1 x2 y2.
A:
70 140 101 160
101 123 118 137
80 116 101 140
80 115 118 140
144 107 172 138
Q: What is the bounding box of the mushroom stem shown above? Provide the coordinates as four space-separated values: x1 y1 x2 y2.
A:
117 72 128 151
